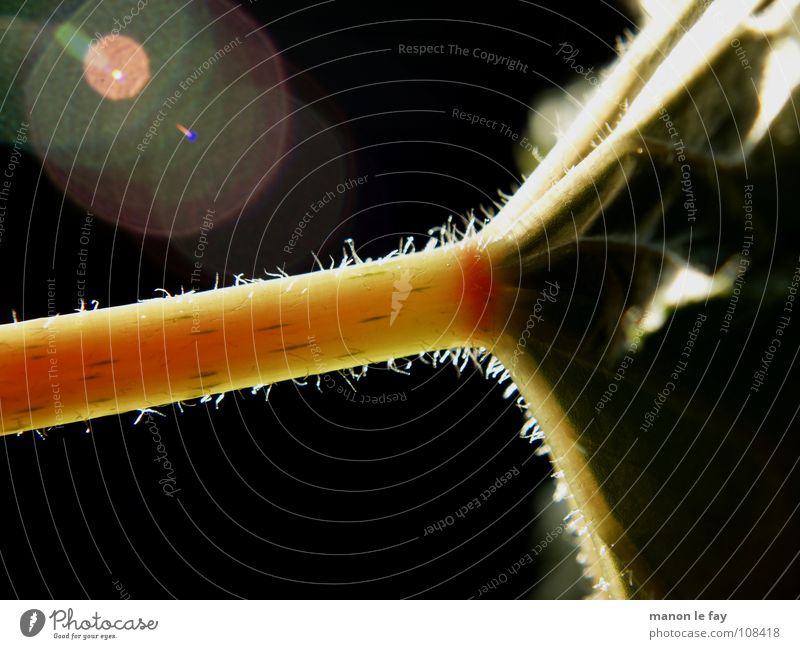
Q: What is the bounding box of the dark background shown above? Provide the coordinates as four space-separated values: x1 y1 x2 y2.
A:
0 0 632 599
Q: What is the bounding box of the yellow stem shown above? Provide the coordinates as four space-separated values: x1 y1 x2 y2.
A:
0 242 501 436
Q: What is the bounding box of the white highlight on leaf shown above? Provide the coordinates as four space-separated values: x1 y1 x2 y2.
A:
593 577 610 593
746 34 800 150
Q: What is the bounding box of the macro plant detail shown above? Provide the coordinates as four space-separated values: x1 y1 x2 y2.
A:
1 0 800 601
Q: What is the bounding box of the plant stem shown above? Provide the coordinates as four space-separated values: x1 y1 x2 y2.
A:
0 242 499 436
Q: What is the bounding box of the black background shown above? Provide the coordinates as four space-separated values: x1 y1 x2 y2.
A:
0 0 632 599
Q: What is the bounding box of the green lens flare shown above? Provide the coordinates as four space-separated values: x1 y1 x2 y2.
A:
23 0 289 235
54 21 93 63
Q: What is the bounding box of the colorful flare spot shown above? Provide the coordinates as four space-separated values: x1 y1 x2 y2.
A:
83 34 149 101
24 0 290 237
177 124 197 141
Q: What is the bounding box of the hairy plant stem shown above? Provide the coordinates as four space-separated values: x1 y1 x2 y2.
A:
0 243 498 436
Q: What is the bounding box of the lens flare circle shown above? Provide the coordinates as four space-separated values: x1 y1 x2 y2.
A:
25 0 291 237
83 34 149 101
